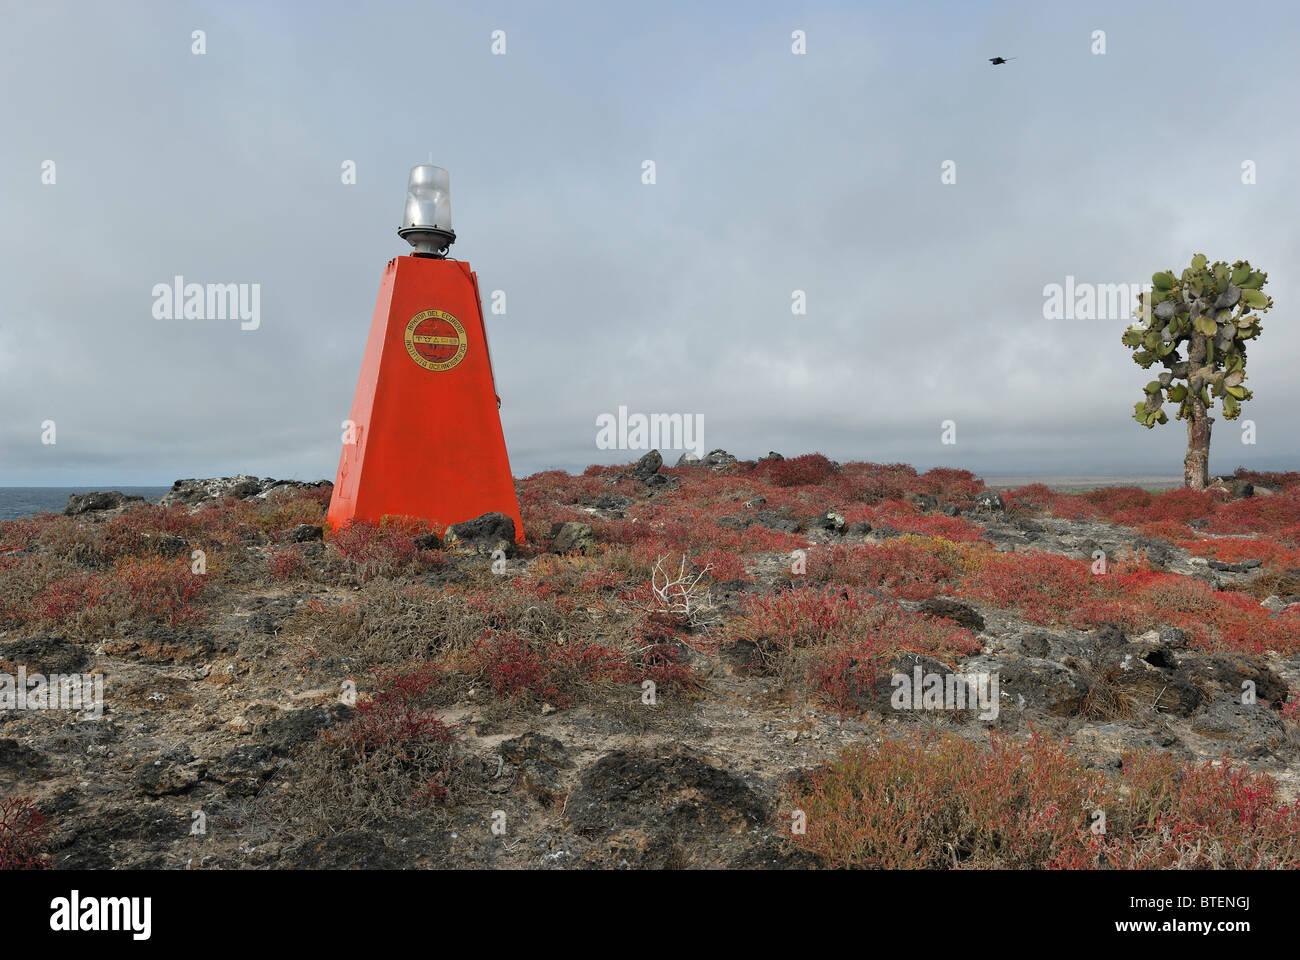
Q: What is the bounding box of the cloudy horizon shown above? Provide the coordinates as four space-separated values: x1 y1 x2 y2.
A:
3 0 1298 487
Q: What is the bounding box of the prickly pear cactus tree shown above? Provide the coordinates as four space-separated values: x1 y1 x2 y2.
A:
1123 254 1272 489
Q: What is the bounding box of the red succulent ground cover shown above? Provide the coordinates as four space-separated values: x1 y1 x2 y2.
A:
346 664 459 755
785 730 1300 869
331 517 449 582
964 556 1298 655
5 460 1297 665
727 586 983 713
0 797 51 870
807 537 968 600
796 536 1298 656
1005 472 1300 571
21 556 206 628
4 457 1300 868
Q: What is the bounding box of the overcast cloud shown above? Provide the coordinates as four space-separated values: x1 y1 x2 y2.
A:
2 0 1297 485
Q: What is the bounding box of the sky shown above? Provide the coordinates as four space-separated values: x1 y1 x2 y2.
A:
1 0 1298 485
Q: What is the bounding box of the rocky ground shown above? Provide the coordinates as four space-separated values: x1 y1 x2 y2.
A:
2 456 1298 869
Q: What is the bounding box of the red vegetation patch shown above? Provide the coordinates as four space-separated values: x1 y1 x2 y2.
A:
1282 693 1299 723
463 609 699 707
1125 576 1298 655
267 548 309 581
961 551 1299 655
1234 468 1300 491
1181 536 1300 570
516 469 644 523
876 509 983 542
785 731 1300 869
909 467 985 502
746 453 840 487
114 556 207 625
0 797 51 870
1208 493 1300 536
1081 486 1153 514
961 551 1101 624
692 548 751 583
466 631 628 706
1010 476 1300 553
349 666 459 754
520 459 999 573
1111 488 1220 527
589 505 806 563
331 518 442 582
1012 482 1227 529
835 463 984 504
728 585 982 711
805 612 984 714
324 662 463 802
626 613 701 692
25 556 205 628
1131 519 1196 542
26 569 115 624
1004 483 1101 521
808 539 966 600
1114 751 1300 868
0 515 44 552
732 586 881 652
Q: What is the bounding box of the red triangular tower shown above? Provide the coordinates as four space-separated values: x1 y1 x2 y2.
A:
327 165 523 541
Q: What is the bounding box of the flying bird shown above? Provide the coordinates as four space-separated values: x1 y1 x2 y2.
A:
988 57 1016 65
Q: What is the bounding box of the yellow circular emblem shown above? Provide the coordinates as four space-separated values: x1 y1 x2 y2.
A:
404 309 467 372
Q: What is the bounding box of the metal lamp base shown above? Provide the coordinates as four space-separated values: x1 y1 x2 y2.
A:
398 226 456 258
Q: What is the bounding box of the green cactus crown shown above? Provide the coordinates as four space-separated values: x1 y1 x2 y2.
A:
1122 254 1271 427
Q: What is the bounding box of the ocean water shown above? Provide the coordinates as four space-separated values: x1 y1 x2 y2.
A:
0 487 171 522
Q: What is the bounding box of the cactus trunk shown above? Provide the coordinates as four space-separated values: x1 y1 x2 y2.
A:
1184 391 1212 489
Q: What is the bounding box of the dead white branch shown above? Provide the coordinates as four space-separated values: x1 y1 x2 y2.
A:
645 554 718 628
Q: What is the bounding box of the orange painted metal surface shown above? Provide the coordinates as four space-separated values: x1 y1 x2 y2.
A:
326 255 524 541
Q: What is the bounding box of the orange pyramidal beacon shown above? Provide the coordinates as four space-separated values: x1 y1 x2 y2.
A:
327 165 524 541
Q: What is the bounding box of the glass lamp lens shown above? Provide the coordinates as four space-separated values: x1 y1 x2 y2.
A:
403 164 452 232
